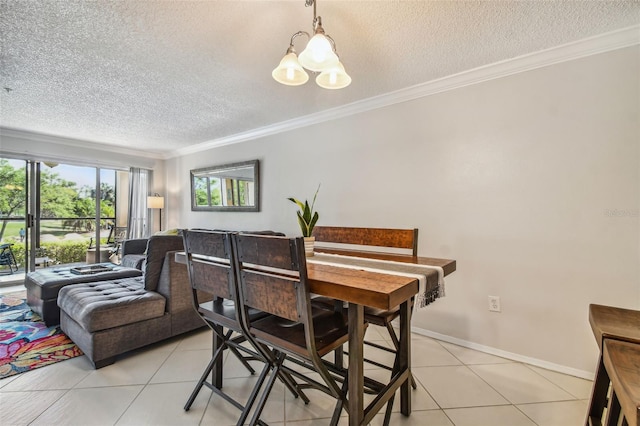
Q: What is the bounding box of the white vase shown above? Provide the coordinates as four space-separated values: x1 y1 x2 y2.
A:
303 236 315 257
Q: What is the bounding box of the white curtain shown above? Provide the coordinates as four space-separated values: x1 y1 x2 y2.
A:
127 167 149 239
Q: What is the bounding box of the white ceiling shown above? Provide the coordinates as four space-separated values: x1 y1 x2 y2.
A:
1 1 639 157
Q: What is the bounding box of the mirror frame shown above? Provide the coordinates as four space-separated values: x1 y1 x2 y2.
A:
190 159 260 212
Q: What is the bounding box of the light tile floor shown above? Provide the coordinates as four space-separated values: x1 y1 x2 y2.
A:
0 321 592 426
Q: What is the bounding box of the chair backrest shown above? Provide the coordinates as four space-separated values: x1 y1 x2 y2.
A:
182 230 236 306
233 234 316 350
312 226 418 256
111 227 127 244
0 244 14 263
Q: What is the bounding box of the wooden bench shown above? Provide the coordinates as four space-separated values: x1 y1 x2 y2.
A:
312 226 418 256
311 225 421 418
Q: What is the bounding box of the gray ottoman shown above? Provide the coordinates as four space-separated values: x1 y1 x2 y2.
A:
25 263 143 326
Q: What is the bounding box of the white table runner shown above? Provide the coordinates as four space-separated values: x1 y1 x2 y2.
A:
307 252 445 310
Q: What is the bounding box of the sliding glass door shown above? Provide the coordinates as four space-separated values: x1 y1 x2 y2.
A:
0 157 126 283
0 158 28 282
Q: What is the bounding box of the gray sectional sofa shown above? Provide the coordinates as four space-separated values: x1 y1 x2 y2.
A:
57 235 205 368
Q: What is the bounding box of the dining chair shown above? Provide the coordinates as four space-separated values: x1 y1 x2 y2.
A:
233 233 351 426
311 226 419 389
586 303 640 426
182 230 307 424
600 338 640 426
0 243 18 274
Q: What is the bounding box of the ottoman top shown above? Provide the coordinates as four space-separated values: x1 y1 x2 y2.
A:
26 263 143 299
58 277 165 333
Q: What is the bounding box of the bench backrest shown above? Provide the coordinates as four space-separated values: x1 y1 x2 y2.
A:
312 226 418 256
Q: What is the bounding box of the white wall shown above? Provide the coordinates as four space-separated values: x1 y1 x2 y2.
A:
167 46 639 376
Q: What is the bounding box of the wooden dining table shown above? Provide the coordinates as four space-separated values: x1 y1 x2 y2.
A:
309 248 456 426
176 249 456 425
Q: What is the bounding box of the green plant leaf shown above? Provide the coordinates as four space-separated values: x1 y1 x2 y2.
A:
302 200 312 223
296 211 310 236
287 197 305 211
310 184 320 211
288 184 320 237
308 211 319 235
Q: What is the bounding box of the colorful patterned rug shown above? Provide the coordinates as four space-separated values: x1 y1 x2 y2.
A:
0 291 82 379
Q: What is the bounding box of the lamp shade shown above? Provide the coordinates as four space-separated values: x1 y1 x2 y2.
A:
298 33 339 72
316 61 352 89
147 195 164 209
272 52 309 86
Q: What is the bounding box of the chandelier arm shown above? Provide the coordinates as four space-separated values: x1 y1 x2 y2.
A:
305 0 316 15
324 34 338 54
289 30 310 48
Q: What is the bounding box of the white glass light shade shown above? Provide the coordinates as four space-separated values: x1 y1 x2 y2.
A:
298 33 339 72
147 196 164 209
316 61 351 89
272 52 309 86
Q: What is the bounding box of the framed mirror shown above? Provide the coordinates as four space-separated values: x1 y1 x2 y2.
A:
190 160 260 212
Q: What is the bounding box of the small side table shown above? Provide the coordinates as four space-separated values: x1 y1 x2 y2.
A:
35 257 52 268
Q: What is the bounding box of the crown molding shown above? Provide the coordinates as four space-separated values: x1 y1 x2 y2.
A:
170 24 640 158
0 127 164 165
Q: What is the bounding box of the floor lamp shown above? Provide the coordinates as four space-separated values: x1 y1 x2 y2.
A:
147 194 165 232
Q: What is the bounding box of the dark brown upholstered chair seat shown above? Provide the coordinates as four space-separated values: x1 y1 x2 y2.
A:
198 299 267 327
250 306 349 359
364 305 401 324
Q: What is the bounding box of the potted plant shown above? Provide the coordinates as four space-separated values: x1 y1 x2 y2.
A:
287 184 320 256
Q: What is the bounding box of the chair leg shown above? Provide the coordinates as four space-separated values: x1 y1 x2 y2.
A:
586 355 610 425
236 359 274 426
253 341 310 404
227 343 256 375
184 344 226 411
383 394 394 426
385 323 417 390
334 345 344 368
329 375 349 426
605 389 621 426
386 323 400 349
248 352 287 426
278 368 310 404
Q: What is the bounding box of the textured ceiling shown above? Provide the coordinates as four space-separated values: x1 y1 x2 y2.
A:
1 1 639 157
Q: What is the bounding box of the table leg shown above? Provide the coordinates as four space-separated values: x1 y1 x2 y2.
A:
399 300 412 416
348 303 365 426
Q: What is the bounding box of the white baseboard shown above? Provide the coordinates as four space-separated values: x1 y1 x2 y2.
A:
411 326 594 381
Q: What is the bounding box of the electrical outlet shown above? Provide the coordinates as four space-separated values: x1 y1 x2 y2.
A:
488 295 501 312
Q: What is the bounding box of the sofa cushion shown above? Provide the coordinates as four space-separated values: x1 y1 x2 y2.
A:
57 277 166 333
143 235 184 291
121 254 145 270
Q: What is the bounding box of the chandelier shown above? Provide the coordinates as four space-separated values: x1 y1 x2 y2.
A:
272 0 351 90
